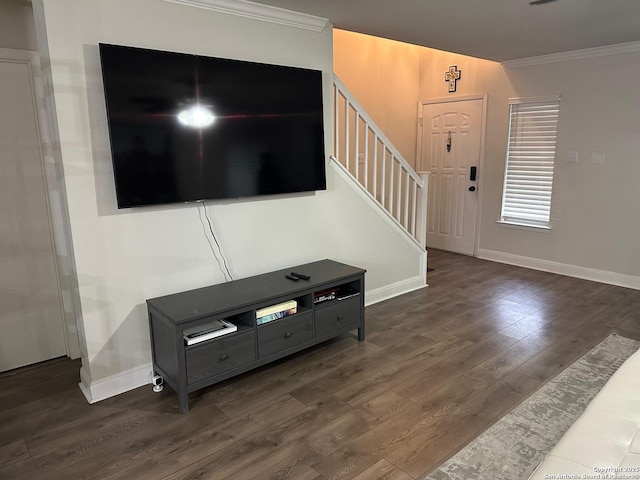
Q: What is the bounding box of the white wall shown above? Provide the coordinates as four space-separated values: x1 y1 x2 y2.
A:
420 50 640 284
422 47 640 285
479 54 640 281
33 0 424 401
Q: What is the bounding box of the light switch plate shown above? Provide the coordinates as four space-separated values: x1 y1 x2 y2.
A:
566 151 578 164
591 152 606 164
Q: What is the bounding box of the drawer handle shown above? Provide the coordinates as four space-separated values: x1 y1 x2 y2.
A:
219 354 229 362
284 332 292 339
337 315 343 322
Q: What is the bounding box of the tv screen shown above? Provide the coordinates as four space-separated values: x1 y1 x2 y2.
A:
98 43 326 208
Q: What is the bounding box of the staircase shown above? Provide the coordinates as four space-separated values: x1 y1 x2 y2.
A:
332 75 428 249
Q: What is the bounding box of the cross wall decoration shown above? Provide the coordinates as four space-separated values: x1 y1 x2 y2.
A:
445 65 461 92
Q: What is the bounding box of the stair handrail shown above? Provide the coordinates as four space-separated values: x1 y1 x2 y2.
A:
333 74 423 187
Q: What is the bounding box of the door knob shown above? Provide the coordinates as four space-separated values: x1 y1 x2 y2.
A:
468 186 476 192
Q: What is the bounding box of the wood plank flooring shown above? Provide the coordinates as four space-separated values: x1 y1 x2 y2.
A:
2 250 640 480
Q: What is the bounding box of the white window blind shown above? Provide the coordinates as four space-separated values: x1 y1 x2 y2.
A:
500 96 560 228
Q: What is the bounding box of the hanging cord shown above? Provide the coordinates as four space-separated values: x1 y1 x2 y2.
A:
197 201 234 281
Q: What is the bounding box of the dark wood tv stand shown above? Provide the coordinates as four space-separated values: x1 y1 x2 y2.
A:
147 259 366 413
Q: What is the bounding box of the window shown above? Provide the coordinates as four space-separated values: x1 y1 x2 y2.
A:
500 96 560 228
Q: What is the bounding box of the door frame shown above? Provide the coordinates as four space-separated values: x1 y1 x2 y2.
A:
0 47 81 361
415 93 488 257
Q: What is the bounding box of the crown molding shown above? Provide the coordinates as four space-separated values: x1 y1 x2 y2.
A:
503 41 640 69
160 0 330 32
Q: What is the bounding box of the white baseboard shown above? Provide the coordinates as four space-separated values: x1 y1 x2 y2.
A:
477 249 640 290
366 274 427 306
78 362 153 404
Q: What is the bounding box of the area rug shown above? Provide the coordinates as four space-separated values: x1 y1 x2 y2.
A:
423 333 640 480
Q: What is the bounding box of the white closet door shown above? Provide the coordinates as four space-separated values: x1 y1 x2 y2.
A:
0 54 67 372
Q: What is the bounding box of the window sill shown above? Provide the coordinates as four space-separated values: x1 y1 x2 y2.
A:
496 220 551 232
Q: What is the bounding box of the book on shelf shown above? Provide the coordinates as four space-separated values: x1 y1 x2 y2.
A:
256 299 297 325
256 308 297 325
183 318 237 345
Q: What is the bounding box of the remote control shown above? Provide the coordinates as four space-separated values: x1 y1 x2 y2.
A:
291 272 310 280
285 274 300 281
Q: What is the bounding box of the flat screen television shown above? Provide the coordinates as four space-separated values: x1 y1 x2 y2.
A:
98 43 326 209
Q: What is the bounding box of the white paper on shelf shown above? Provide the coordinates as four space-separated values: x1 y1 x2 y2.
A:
183 318 237 345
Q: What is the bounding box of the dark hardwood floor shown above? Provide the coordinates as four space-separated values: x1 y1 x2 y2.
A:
2 250 640 480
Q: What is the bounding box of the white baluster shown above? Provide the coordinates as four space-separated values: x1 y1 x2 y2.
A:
404 170 410 229
333 85 339 162
364 124 369 193
370 128 376 200
345 99 350 172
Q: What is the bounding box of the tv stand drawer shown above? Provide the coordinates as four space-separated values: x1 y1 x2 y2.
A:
257 311 313 358
315 298 361 337
186 330 255 384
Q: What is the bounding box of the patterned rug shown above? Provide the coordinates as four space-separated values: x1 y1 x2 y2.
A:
423 333 640 480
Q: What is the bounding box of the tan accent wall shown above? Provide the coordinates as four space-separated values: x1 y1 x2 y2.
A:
333 29 421 168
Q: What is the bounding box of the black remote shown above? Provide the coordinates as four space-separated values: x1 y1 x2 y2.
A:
291 272 310 280
285 274 300 281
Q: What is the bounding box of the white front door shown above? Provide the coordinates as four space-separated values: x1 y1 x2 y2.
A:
0 52 67 372
418 98 484 255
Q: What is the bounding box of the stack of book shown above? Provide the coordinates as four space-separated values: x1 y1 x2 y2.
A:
183 318 237 346
256 300 297 325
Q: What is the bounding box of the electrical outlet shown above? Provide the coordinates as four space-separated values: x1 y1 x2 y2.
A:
357 154 365 164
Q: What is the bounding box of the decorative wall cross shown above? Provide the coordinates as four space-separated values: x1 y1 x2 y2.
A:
445 65 461 92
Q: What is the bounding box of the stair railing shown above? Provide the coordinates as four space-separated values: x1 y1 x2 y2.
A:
332 74 428 248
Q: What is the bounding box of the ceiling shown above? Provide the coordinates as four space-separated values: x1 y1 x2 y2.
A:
249 0 640 62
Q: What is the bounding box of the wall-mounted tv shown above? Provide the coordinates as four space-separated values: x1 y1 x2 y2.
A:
98 43 326 209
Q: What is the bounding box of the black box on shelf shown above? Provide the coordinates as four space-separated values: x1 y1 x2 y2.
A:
314 288 338 304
